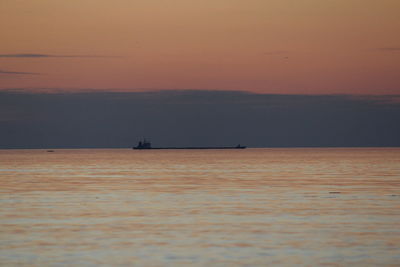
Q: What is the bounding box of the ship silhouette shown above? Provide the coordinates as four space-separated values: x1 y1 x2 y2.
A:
133 138 246 150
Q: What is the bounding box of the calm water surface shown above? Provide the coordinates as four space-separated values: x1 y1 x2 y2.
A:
1 148 399 266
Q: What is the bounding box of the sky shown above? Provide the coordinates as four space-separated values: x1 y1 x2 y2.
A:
1 0 400 94
1 1 399 148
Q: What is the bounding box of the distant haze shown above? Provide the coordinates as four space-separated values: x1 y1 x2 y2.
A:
0 90 399 149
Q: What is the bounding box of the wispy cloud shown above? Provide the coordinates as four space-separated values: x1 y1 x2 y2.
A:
0 53 119 58
0 69 40 75
377 47 400 52
263 50 289 55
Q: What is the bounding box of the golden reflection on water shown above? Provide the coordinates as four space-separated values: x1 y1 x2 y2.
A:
1 148 400 266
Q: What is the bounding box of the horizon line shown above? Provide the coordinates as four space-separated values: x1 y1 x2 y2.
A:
1 88 400 97
1 146 400 150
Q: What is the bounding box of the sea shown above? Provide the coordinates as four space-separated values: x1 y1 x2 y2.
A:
0 148 399 266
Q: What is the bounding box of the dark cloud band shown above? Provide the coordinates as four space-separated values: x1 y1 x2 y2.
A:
0 90 399 149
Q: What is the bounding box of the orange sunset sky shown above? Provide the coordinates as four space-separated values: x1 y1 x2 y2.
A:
0 0 399 94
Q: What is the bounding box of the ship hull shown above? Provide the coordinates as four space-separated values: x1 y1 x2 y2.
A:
133 146 246 150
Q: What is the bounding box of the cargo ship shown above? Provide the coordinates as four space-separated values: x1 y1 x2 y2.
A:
133 139 246 150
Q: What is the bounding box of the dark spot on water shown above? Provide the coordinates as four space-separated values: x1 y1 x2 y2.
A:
329 192 341 194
